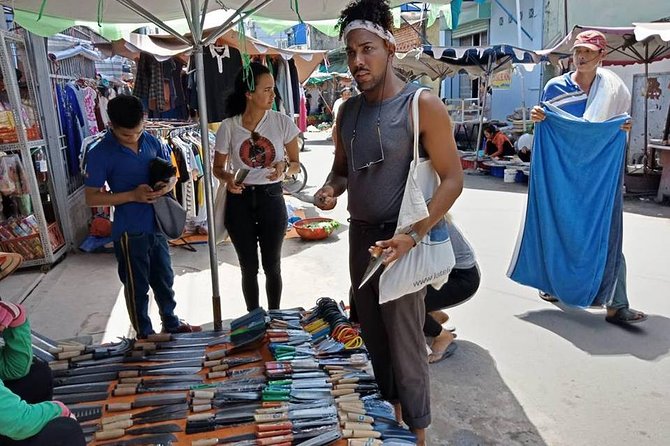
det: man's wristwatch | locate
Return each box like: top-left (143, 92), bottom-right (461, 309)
top-left (405, 229), bottom-right (421, 247)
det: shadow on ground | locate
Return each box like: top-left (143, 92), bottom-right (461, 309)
top-left (517, 308), bottom-right (670, 361)
top-left (429, 341), bottom-right (546, 446)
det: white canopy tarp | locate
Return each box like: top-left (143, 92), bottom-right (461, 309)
top-left (7, 0), bottom-right (452, 24)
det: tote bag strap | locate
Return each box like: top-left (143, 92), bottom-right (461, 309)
top-left (411, 88), bottom-right (429, 163)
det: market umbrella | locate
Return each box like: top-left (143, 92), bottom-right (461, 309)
top-left (422, 44), bottom-right (545, 168)
top-left (539, 25), bottom-right (670, 170)
top-left (3, 0), bottom-right (453, 331)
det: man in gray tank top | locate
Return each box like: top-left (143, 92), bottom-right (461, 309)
top-left (314, 1), bottom-right (464, 443)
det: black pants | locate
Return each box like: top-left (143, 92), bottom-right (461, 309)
top-left (225, 182), bottom-right (288, 311)
top-left (349, 221), bottom-right (430, 429)
top-left (423, 265), bottom-right (480, 337)
top-left (0, 361), bottom-right (85, 446)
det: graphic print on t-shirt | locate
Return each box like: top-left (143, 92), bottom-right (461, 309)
top-left (239, 134), bottom-right (276, 168)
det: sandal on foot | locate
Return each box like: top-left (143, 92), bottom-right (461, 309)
top-left (539, 291), bottom-right (559, 303)
top-left (429, 342), bottom-right (458, 364)
top-left (605, 308), bottom-right (647, 326)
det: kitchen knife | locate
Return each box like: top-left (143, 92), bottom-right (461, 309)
top-left (96, 433), bottom-right (177, 446)
top-left (359, 246), bottom-right (385, 289)
top-left (106, 393), bottom-right (187, 412)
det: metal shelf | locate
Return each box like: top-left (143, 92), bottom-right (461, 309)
top-left (0, 30), bottom-right (62, 269)
top-left (0, 139), bottom-right (46, 152)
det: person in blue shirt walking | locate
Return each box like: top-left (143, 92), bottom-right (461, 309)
top-left (84, 95), bottom-right (201, 338)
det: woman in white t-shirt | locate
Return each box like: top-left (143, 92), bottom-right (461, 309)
top-left (213, 62), bottom-right (301, 311)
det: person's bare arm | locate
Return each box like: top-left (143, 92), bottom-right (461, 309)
top-left (378, 91), bottom-right (464, 263)
top-left (314, 105), bottom-right (349, 210)
top-left (85, 185), bottom-right (163, 207)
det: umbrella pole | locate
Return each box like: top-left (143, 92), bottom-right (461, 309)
top-left (192, 0), bottom-right (222, 331)
top-left (474, 54), bottom-right (494, 170)
top-left (644, 46), bottom-right (653, 172)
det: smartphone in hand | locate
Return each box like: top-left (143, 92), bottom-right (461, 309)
top-left (152, 182), bottom-right (167, 191)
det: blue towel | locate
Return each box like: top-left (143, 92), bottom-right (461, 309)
top-left (508, 103), bottom-right (629, 307)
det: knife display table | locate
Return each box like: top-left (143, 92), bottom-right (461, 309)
top-left (48, 302), bottom-right (414, 446)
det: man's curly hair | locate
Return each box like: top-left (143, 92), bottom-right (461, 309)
top-left (337, 0), bottom-right (393, 39)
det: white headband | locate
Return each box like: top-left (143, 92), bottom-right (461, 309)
top-left (342, 19), bottom-right (396, 45)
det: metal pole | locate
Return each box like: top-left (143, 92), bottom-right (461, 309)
top-left (192, 0), bottom-right (222, 331)
top-left (474, 53), bottom-right (494, 169)
top-left (514, 0), bottom-right (526, 129)
top-left (644, 58), bottom-right (652, 172)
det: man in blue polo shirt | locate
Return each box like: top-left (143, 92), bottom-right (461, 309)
top-left (84, 95), bottom-right (200, 338)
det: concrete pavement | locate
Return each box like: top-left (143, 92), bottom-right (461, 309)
top-left (1, 132), bottom-right (669, 445)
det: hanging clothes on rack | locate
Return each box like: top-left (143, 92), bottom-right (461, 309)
top-left (55, 83), bottom-right (85, 176)
top-left (287, 59), bottom-right (301, 114)
top-left (189, 45), bottom-right (243, 123)
top-left (134, 52), bottom-right (165, 113)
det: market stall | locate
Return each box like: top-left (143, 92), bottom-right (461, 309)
top-left (395, 44), bottom-right (547, 169)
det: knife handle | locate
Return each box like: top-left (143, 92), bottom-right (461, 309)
top-left (257, 429), bottom-right (291, 438)
top-left (106, 402), bottom-right (133, 412)
top-left (344, 422), bottom-right (373, 431)
top-left (191, 440), bottom-right (219, 446)
top-left (206, 349), bottom-right (227, 360)
top-left (102, 420), bottom-right (133, 430)
top-left (331, 388), bottom-right (354, 396)
top-left (254, 413), bottom-right (288, 423)
top-left (56, 350), bottom-right (82, 360)
top-left (48, 361), bottom-right (69, 372)
top-left (71, 353), bottom-right (93, 362)
top-left (118, 370), bottom-right (139, 378)
top-left (202, 360), bottom-right (221, 368)
top-left (191, 404), bottom-right (212, 413)
top-left (101, 413), bottom-right (132, 425)
top-left (95, 429), bottom-right (125, 441)
top-left (336, 394), bottom-right (361, 404)
top-left (347, 413), bottom-right (374, 424)
top-left (118, 377), bottom-right (142, 384)
top-left (256, 434), bottom-right (293, 445)
top-left (336, 383), bottom-right (360, 389)
top-left (191, 398), bottom-right (212, 407)
top-left (211, 364), bottom-right (229, 372)
top-left (255, 406), bottom-right (288, 414)
top-left (113, 386), bottom-right (138, 396)
top-left (348, 440), bottom-right (383, 446)
top-left (191, 390), bottom-right (215, 400)
top-left (342, 430), bottom-right (381, 439)
top-left (187, 413), bottom-right (214, 422)
top-left (115, 382), bottom-right (138, 389)
top-left (207, 371), bottom-right (227, 379)
top-left (337, 378), bottom-right (359, 385)
top-left (257, 421), bottom-right (292, 432)
top-left (146, 333), bottom-right (172, 342)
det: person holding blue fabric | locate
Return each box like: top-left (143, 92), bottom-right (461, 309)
top-left (84, 95), bottom-right (201, 338)
top-left (529, 30), bottom-right (646, 325)
top-left (0, 302), bottom-right (85, 445)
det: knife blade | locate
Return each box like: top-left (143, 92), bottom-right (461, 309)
top-left (94, 423), bottom-right (182, 441)
top-left (101, 403), bottom-right (189, 426)
top-left (57, 391), bottom-right (110, 404)
top-left (53, 382), bottom-right (111, 395)
top-left (106, 393), bottom-right (187, 412)
top-left (359, 245), bottom-right (385, 288)
top-left (96, 433), bottom-right (177, 446)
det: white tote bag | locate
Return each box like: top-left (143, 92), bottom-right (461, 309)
top-left (213, 181), bottom-right (228, 244)
top-left (379, 88), bottom-right (456, 304)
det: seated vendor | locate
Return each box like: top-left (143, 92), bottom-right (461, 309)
top-left (484, 124), bottom-right (515, 158)
top-left (516, 132), bottom-right (533, 162)
top-left (0, 301), bottom-right (85, 446)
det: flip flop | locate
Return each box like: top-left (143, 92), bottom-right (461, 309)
top-left (605, 308), bottom-right (648, 326)
top-left (429, 342), bottom-right (458, 364)
top-left (538, 291), bottom-right (558, 303)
